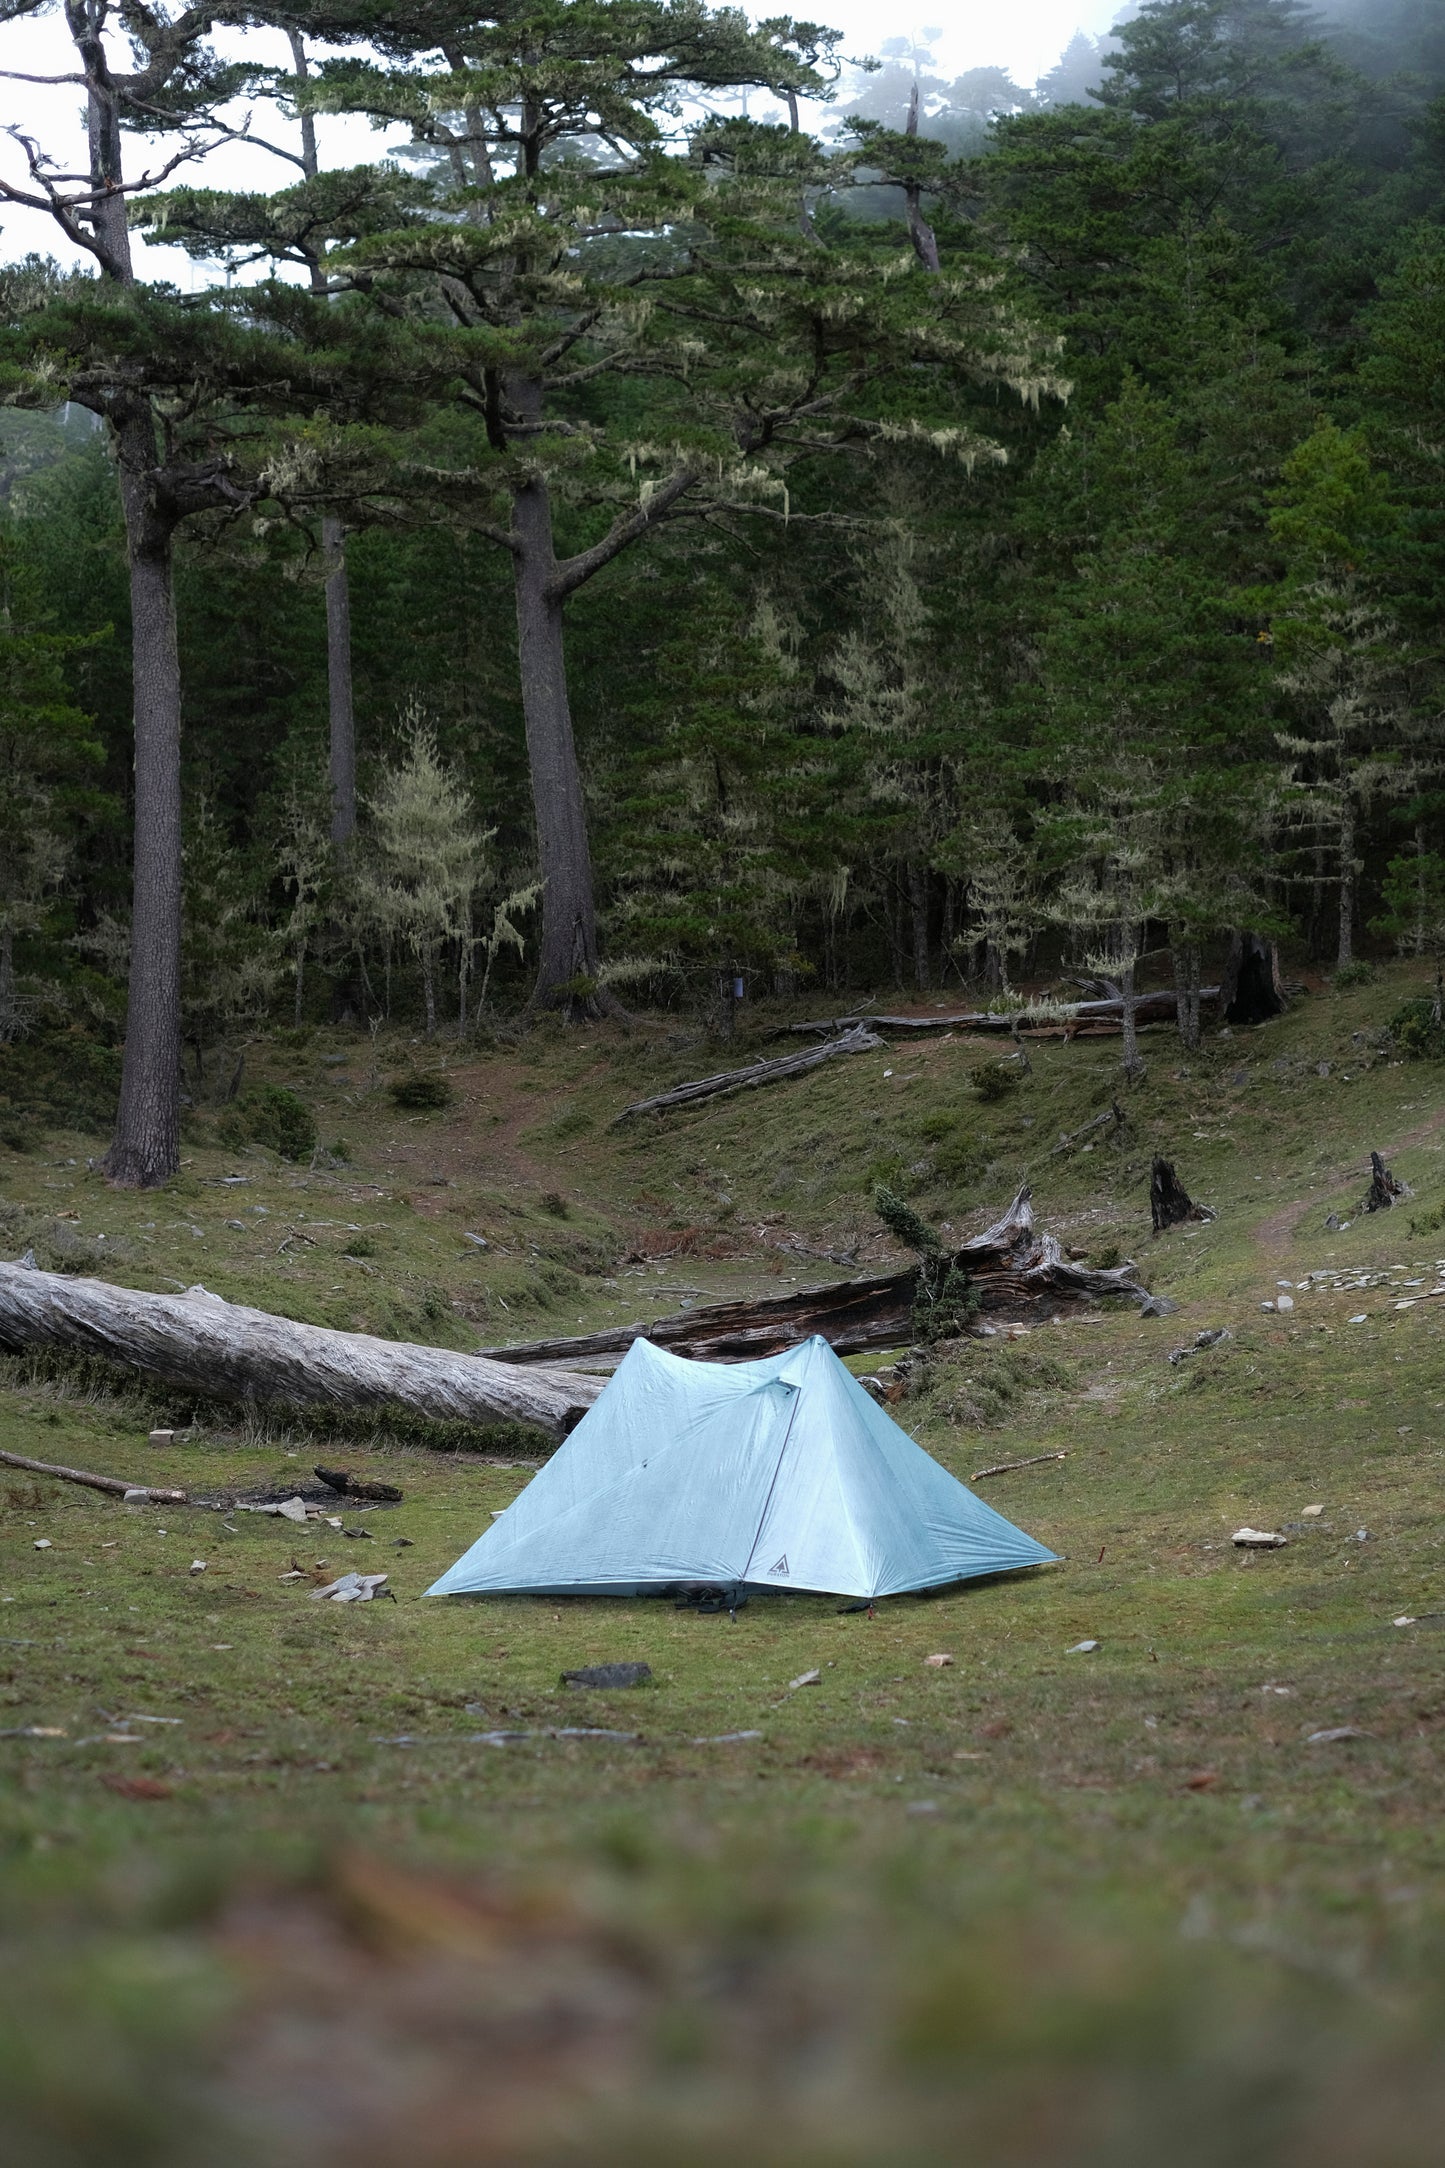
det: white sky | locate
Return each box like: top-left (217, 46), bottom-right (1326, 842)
top-left (0, 1), bottom-right (1128, 282)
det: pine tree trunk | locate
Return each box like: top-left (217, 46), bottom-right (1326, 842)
top-left (907, 862), bottom-right (930, 990)
top-left (422, 943), bottom-right (437, 1038)
top-left (510, 465), bottom-right (602, 1012)
top-left (1172, 937), bottom-right (1201, 1052)
top-left (324, 515), bottom-right (356, 844)
top-left (0, 925), bottom-right (15, 1044)
top-left (103, 414), bottom-right (183, 1189)
top-left (1337, 795), bottom-right (1355, 969)
top-left (1120, 956), bottom-right (1145, 1083)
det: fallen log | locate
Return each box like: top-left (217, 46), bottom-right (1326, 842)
top-left (784, 990), bottom-right (1220, 1037)
top-left (480, 1186), bottom-right (1173, 1367)
top-left (615, 1023), bottom-right (883, 1122)
top-left (314, 1466), bottom-right (405, 1502)
top-left (0, 1444), bottom-right (186, 1504)
top-left (0, 1263), bottom-right (602, 1440)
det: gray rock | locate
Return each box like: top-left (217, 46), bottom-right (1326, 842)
top-left (561, 1662), bottom-right (653, 1690)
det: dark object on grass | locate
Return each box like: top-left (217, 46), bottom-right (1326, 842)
top-left (0, 1262), bottom-right (602, 1440)
top-left (673, 1584), bottom-right (747, 1616)
top-left (1150, 1158), bottom-right (1217, 1234)
top-left (242, 1084), bottom-right (316, 1162)
top-left (561, 1662), bottom-right (653, 1690)
top-left (614, 1023), bottom-right (882, 1121)
top-left (390, 1071), bottom-right (453, 1112)
top-left (1169, 1327), bottom-right (1231, 1367)
top-left (1363, 1150), bottom-right (1408, 1213)
top-left (0, 1442), bottom-right (186, 1504)
top-left (314, 1465), bottom-right (404, 1503)
top-left (480, 1187), bottom-right (1174, 1368)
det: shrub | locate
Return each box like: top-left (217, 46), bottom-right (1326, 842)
top-left (1333, 959), bottom-right (1377, 988)
top-left (342, 1235), bottom-right (375, 1258)
top-left (972, 1062), bottom-right (1020, 1103)
top-left (390, 1072), bottom-right (453, 1111)
top-left (1388, 998), bottom-right (1445, 1060)
top-left (242, 1084), bottom-right (316, 1162)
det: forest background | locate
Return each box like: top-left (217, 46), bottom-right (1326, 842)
top-left (1, 0), bottom-right (1443, 1184)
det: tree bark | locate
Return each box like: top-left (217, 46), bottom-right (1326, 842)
top-left (104, 420), bottom-right (183, 1188)
top-left (1337, 793), bottom-right (1355, 969)
top-left (1171, 936), bottom-right (1202, 1052)
top-left (1150, 1157), bottom-right (1215, 1233)
top-left (0, 1263), bottom-right (601, 1440)
top-left (0, 926), bottom-right (15, 1044)
top-left (1119, 957), bottom-right (1144, 1082)
top-left (907, 861), bottom-right (930, 989)
top-left (324, 513), bottom-right (357, 843)
top-left (614, 1024), bottom-right (883, 1120)
top-left (510, 453), bottom-right (603, 1011)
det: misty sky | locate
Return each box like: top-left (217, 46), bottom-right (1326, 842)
top-left (0, 1), bottom-right (1129, 279)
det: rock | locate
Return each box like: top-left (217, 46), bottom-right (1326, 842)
top-left (1306, 1726), bottom-right (1370, 1744)
top-left (148, 1428), bottom-right (177, 1446)
top-left (561, 1662), bottom-right (654, 1690)
top-left (1232, 1528), bottom-right (1287, 1548)
top-left (1065, 1639), bottom-right (1099, 1654)
top-left (786, 1668), bottom-right (822, 1690)
top-left (311, 1571), bottom-right (389, 1602)
top-left (188, 1559), bottom-right (206, 1575)
top-left (1276, 1294), bottom-right (1294, 1311)
top-left (1301, 1505), bottom-right (1323, 1517)
top-left (923, 1653), bottom-right (954, 1668)
top-left (32, 1538), bottom-right (51, 1550)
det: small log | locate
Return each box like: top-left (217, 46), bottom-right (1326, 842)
top-left (0, 1444), bottom-right (186, 1504)
top-left (614, 1023), bottom-right (883, 1122)
top-left (1363, 1150), bottom-right (1408, 1213)
top-left (314, 1466), bottom-right (404, 1502)
top-left (1150, 1158), bottom-right (1216, 1234)
top-left (970, 1451), bottom-right (1068, 1481)
top-left (481, 1186), bottom-right (1172, 1367)
top-left (1053, 1101), bottom-right (1125, 1155)
top-left (784, 991), bottom-right (1219, 1038)
top-left (0, 1264), bottom-right (601, 1440)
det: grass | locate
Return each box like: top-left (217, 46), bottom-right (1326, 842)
top-left (2, 967), bottom-right (1445, 2162)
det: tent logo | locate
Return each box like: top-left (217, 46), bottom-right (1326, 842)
top-left (770, 1554), bottom-right (789, 1576)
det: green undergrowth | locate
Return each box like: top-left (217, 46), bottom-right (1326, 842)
top-left (2, 965), bottom-right (1445, 2161)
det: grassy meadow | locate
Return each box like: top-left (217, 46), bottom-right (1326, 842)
top-left (2, 966), bottom-right (1444, 2164)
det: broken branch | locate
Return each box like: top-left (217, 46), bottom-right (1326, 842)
top-left (0, 1444), bottom-right (186, 1504)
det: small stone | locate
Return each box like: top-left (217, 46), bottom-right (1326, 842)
top-left (923, 1653), bottom-right (954, 1668)
top-left (148, 1429), bottom-right (175, 1447)
top-left (33, 1538), bottom-right (51, 1550)
top-left (1301, 1505), bottom-right (1324, 1518)
top-left (1276, 1294), bottom-right (1294, 1312)
top-left (561, 1662), bottom-right (654, 1690)
top-left (785, 1668), bottom-right (822, 1690)
top-left (1065, 1639), bottom-right (1099, 1654)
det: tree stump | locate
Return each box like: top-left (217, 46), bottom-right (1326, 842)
top-left (1363, 1151), bottom-right (1408, 1213)
top-left (1150, 1157), bottom-right (1216, 1234)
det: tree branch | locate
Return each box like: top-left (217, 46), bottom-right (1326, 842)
top-left (550, 466), bottom-right (700, 597)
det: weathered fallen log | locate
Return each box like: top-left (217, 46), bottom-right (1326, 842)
top-left (615, 1023), bottom-right (883, 1122)
top-left (784, 990), bottom-right (1220, 1037)
top-left (480, 1187), bottom-right (1172, 1367)
top-left (0, 1264), bottom-right (601, 1440)
top-left (0, 1443), bottom-right (186, 1504)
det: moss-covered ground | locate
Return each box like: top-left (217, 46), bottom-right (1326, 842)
top-left (2, 967), bottom-right (1444, 2164)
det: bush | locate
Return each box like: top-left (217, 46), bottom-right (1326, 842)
top-left (1387, 998), bottom-right (1445, 1060)
top-left (972, 1062), bottom-right (1020, 1103)
top-left (243, 1084), bottom-right (317, 1162)
top-left (1333, 959), bottom-right (1377, 988)
top-left (390, 1072), bottom-right (453, 1111)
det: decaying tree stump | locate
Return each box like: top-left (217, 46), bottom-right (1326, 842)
top-left (1150, 1158), bottom-right (1217, 1234)
top-left (1363, 1151), bottom-right (1408, 1213)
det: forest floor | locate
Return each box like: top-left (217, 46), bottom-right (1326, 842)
top-left (2, 964), bottom-right (1444, 2166)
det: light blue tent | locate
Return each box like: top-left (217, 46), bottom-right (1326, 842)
top-left (427, 1335), bottom-right (1057, 1601)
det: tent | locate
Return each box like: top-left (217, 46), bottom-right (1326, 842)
top-left (426, 1334), bottom-right (1057, 1602)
